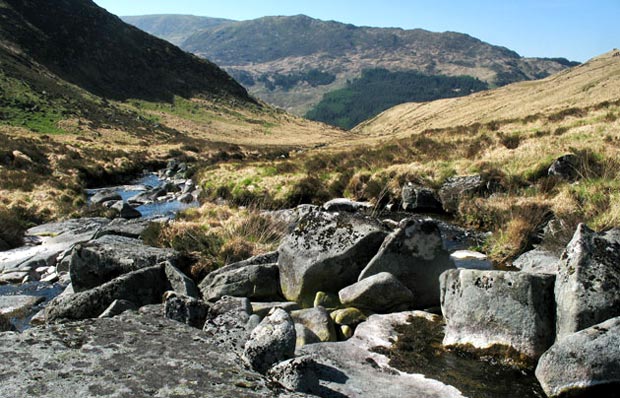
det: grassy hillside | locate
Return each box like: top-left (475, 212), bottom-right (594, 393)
top-left (122, 15), bottom-right (233, 46)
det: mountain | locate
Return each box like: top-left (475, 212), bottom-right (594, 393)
top-left (122, 15), bottom-right (234, 46)
top-left (127, 14), bottom-right (578, 117)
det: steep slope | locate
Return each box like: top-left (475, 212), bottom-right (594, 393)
top-left (170, 14), bottom-right (577, 115)
top-left (122, 15), bottom-right (234, 46)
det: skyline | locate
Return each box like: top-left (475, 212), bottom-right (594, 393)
top-left (93, 0), bottom-right (619, 62)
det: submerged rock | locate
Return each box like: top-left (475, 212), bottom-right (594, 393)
top-left (536, 316), bottom-right (620, 398)
top-left (440, 269), bottom-right (556, 363)
top-left (278, 209), bottom-right (388, 306)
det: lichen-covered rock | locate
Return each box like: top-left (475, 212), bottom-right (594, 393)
top-left (358, 219), bottom-right (454, 309)
top-left (98, 299), bottom-right (138, 318)
top-left (440, 269), bottom-right (556, 362)
top-left (512, 248), bottom-right (560, 275)
top-left (68, 235), bottom-right (181, 292)
top-left (243, 308), bottom-right (296, 374)
top-left (199, 262), bottom-right (281, 302)
top-left (295, 323), bottom-right (322, 351)
top-left (164, 262), bottom-right (199, 298)
top-left (555, 224), bottom-right (620, 339)
top-left (94, 217), bottom-right (160, 239)
top-left (330, 307), bottom-right (367, 326)
top-left (203, 296), bottom-right (253, 352)
top-left (268, 355), bottom-right (320, 393)
top-left (278, 209), bottom-right (388, 306)
top-left (291, 307), bottom-right (337, 343)
top-left (548, 154), bottom-right (578, 180)
top-left (536, 316), bottom-right (620, 398)
top-left (438, 175), bottom-right (485, 213)
top-left (45, 265), bottom-right (167, 322)
top-left (339, 272), bottom-right (414, 313)
top-left (163, 292), bottom-right (209, 328)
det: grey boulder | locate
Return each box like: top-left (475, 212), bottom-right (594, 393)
top-left (111, 201), bottom-right (142, 219)
top-left (199, 261), bottom-right (281, 302)
top-left (202, 296), bottom-right (253, 352)
top-left (441, 269), bottom-right (556, 362)
top-left (536, 316), bottom-right (620, 398)
top-left (163, 291), bottom-right (210, 328)
top-left (339, 272), bottom-right (414, 313)
top-left (90, 189), bottom-right (121, 205)
top-left (512, 248), bottom-right (561, 274)
top-left (291, 307), bottom-right (337, 343)
top-left (268, 355), bottom-right (320, 393)
top-left (555, 224), bottom-right (620, 339)
top-left (548, 154), bottom-right (579, 180)
top-left (358, 218), bottom-right (454, 309)
top-left (164, 262), bottom-right (199, 298)
top-left (278, 209), bottom-right (388, 306)
top-left (243, 308), bottom-right (296, 374)
top-left (438, 174), bottom-right (485, 213)
top-left (401, 183), bottom-right (442, 212)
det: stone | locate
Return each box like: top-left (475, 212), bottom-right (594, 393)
top-left (68, 234), bottom-right (181, 292)
top-left (0, 295), bottom-right (45, 318)
top-left (0, 309), bottom-right (305, 397)
top-left (555, 224), bottom-right (620, 339)
top-left (163, 292), bottom-right (210, 328)
top-left (440, 269), bottom-right (556, 362)
top-left (278, 209), bottom-right (388, 306)
top-left (203, 296), bottom-right (253, 352)
top-left (322, 198), bottom-right (372, 213)
top-left (295, 323), bottom-right (321, 351)
top-left (164, 262), bottom-right (199, 298)
top-left (313, 291), bottom-right (341, 310)
top-left (199, 261), bottom-right (281, 302)
top-left (330, 307), bottom-right (367, 326)
top-left (45, 265), bottom-right (167, 322)
top-left (438, 174), bottom-right (485, 213)
top-left (90, 189), bottom-right (122, 204)
top-left (111, 201), bottom-right (142, 219)
top-left (536, 316), bottom-right (620, 398)
top-left (0, 271), bottom-right (29, 284)
top-left (98, 299), bottom-right (138, 318)
top-left (358, 218), bottom-right (454, 309)
top-left (291, 307), bottom-right (337, 343)
top-left (177, 192), bottom-right (194, 203)
top-left (548, 154), bottom-right (579, 180)
top-left (450, 250), bottom-right (493, 270)
top-left (243, 308), bottom-right (296, 374)
top-left (94, 217), bottom-right (161, 239)
top-left (299, 311), bottom-right (464, 398)
top-left (268, 356), bottom-right (320, 393)
top-left (251, 301), bottom-right (300, 317)
top-left (247, 314), bottom-right (262, 331)
top-left (401, 183), bottom-right (442, 212)
top-left (339, 272), bottom-right (414, 313)
top-left (512, 248), bottom-right (561, 274)
top-left (340, 325), bottom-right (353, 339)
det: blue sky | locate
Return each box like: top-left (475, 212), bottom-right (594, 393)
top-left (93, 0), bottom-right (619, 62)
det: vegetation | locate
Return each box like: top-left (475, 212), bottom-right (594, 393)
top-left (257, 69), bottom-right (336, 91)
top-left (306, 68), bottom-right (488, 129)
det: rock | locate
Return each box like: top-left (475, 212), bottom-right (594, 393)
top-left (512, 248), bottom-right (561, 274)
top-left (330, 307), bottom-right (367, 326)
top-left (0, 309), bottom-right (304, 398)
top-left (252, 301), bottom-right (300, 317)
top-left (98, 299), bottom-right (138, 318)
top-left (90, 189), bottom-right (122, 204)
top-left (0, 295), bottom-right (45, 319)
top-left (548, 154), bottom-right (579, 180)
top-left (555, 224), bottom-right (620, 339)
top-left (339, 272), bottom-right (414, 313)
top-left (247, 314), bottom-right (262, 331)
top-left (0, 271), bottom-right (30, 284)
top-left (313, 291), bottom-right (341, 310)
top-left (322, 198), bottom-right (372, 213)
top-left (340, 325), bottom-right (353, 339)
top-left (278, 209), bottom-right (388, 306)
top-left (164, 262), bottom-right (199, 298)
top-left (295, 323), bottom-right (322, 350)
top-left (536, 316), bottom-right (620, 398)
top-left (299, 311), bottom-right (464, 398)
top-left (358, 219), bottom-right (454, 309)
top-left (94, 217), bottom-right (162, 239)
top-left (111, 201), bottom-right (142, 219)
top-left (450, 250), bottom-right (493, 270)
top-left (177, 192), bottom-right (194, 203)
top-left (0, 314), bottom-right (15, 332)
top-left (441, 269), bottom-right (556, 363)
top-left (291, 307), bottom-right (337, 343)
top-left (199, 261), bottom-right (281, 302)
top-left (267, 204), bottom-right (318, 228)
top-left (438, 174), bottom-right (485, 213)
top-left (243, 308), bottom-right (296, 374)
top-left (68, 234), bottom-right (181, 292)
top-left (182, 180), bottom-right (195, 194)
top-left (45, 265), bottom-right (167, 322)
top-left (203, 296), bottom-right (253, 352)
top-left (268, 356), bottom-right (320, 393)
top-left (401, 183), bottom-right (442, 212)
top-left (163, 291), bottom-right (210, 328)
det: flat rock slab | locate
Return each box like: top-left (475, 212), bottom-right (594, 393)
top-left (0, 295), bottom-right (45, 318)
top-left (0, 307), bottom-right (308, 397)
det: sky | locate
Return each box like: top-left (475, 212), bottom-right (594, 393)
top-left (93, 0), bottom-right (619, 62)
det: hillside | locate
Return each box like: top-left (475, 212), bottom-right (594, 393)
top-left (121, 15), bottom-right (233, 46)
top-left (127, 14), bottom-right (578, 115)
top-left (0, 0), bottom-right (344, 232)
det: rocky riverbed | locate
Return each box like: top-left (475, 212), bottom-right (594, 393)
top-left (1, 179), bottom-right (619, 397)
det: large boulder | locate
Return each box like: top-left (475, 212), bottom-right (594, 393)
top-left (164, 262), bottom-right (199, 298)
top-left (68, 235), bottom-right (181, 292)
top-left (243, 308), bottom-right (296, 374)
top-left (278, 210), bottom-right (388, 306)
top-left (291, 307), bottom-right (337, 343)
top-left (438, 175), bottom-right (485, 213)
top-left (94, 217), bottom-right (159, 239)
top-left (440, 269), bottom-right (556, 362)
top-left (339, 272), bottom-right (414, 313)
top-left (45, 265), bottom-right (167, 322)
top-left (358, 219), bottom-right (454, 309)
top-left (199, 261), bottom-right (281, 302)
top-left (555, 224), bottom-right (620, 340)
top-left (536, 316), bottom-right (620, 398)
top-left (267, 355), bottom-right (320, 393)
